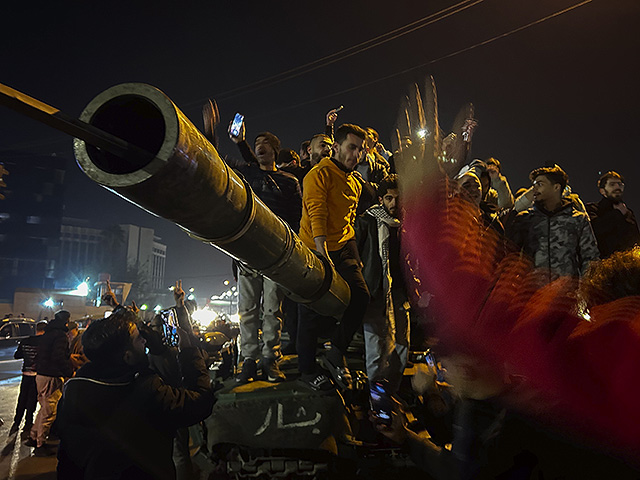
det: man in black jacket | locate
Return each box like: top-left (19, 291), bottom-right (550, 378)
top-left (355, 174), bottom-right (408, 392)
top-left (9, 320), bottom-right (47, 435)
top-left (56, 306), bottom-right (215, 480)
top-left (587, 171), bottom-right (640, 258)
top-left (27, 310), bottom-right (73, 455)
top-left (228, 121), bottom-right (302, 383)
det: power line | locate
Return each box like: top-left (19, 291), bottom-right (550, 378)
top-left (5, 0), bottom-right (482, 153)
top-left (4, 1), bottom-right (592, 152)
top-left (248, 0), bottom-right (593, 121)
top-left (181, 0), bottom-right (485, 108)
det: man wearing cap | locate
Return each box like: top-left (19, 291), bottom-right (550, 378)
top-left (228, 122), bottom-right (302, 383)
top-left (27, 310), bottom-right (73, 456)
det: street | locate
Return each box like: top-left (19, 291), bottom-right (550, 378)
top-left (0, 348), bottom-right (57, 479)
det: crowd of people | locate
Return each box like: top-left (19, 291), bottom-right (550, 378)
top-left (220, 106), bottom-right (640, 477)
top-left (5, 102), bottom-right (640, 478)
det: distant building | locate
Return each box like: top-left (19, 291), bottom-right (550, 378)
top-left (59, 222), bottom-right (166, 293)
top-left (0, 149), bottom-right (166, 301)
top-left (58, 218), bottom-right (104, 286)
top-left (119, 224), bottom-right (167, 291)
top-left (0, 151), bottom-right (66, 301)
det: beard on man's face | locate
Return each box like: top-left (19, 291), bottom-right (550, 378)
top-left (607, 190), bottom-right (624, 203)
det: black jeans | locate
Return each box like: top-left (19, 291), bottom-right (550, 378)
top-left (297, 240), bottom-right (370, 374)
top-left (14, 374), bottom-right (38, 426)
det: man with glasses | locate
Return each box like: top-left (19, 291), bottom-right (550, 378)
top-left (587, 171), bottom-right (640, 258)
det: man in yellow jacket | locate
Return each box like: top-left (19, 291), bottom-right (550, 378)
top-left (297, 124), bottom-right (371, 391)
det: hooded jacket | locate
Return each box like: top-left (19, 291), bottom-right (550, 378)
top-left (56, 347), bottom-right (214, 480)
top-left (36, 315), bottom-right (73, 378)
top-left (507, 199), bottom-right (599, 280)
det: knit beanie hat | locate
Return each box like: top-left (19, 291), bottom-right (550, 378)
top-left (254, 132), bottom-right (281, 155)
top-left (54, 310), bottom-right (71, 323)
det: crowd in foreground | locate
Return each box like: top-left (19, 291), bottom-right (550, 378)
top-left (4, 104), bottom-right (640, 479)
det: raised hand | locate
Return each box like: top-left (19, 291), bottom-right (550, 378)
top-left (228, 119), bottom-right (245, 144)
top-left (101, 280), bottom-right (119, 308)
top-left (173, 279), bottom-right (185, 306)
top-left (129, 300), bottom-right (140, 315)
top-left (326, 107), bottom-right (341, 127)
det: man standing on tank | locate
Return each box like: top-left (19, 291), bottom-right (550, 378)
top-left (296, 123), bottom-right (371, 391)
top-left (228, 120), bottom-right (302, 383)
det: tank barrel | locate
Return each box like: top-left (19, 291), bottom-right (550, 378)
top-left (72, 83), bottom-right (350, 317)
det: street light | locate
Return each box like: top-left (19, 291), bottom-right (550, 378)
top-left (74, 280), bottom-right (90, 296)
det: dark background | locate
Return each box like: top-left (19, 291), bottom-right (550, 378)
top-left (1, 0), bottom-right (638, 298)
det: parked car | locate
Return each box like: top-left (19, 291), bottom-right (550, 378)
top-left (0, 318), bottom-right (37, 348)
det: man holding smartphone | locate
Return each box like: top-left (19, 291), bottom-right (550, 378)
top-left (228, 118), bottom-right (302, 383)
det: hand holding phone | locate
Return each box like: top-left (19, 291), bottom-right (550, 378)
top-left (369, 380), bottom-right (394, 426)
top-left (229, 113), bottom-right (245, 143)
top-left (325, 106), bottom-right (343, 127)
top-left (160, 308), bottom-right (180, 347)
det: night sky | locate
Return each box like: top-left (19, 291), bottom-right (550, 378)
top-left (2, 0), bottom-right (638, 300)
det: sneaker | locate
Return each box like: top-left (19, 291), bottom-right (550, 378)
top-left (24, 437), bottom-right (37, 447)
top-left (9, 422), bottom-right (19, 436)
top-left (320, 349), bottom-right (352, 390)
top-left (33, 445), bottom-right (56, 457)
top-left (236, 358), bottom-right (258, 384)
top-left (263, 358), bottom-right (286, 383)
top-left (298, 373), bottom-right (335, 392)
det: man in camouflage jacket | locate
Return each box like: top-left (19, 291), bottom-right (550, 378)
top-left (507, 165), bottom-right (599, 282)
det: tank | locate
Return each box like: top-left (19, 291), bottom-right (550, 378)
top-left (69, 82), bottom-right (432, 479)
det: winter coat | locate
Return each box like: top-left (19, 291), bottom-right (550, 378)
top-left (506, 200), bottom-right (599, 280)
top-left (14, 334), bottom-right (42, 374)
top-left (355, 212), bottom-right (385, 299)
top-left (586, 197), bottom-right (640, 258)
top-left (36, 316), bottom-right (73, 378)
top-left (235, 140), bottom-right (302, 231)
top-left (56, 347), bottom-right (214, 480)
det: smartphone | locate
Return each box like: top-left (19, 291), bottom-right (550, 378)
top-left (425, 352), bottom-right (436, 368)
top-left (230, 113), bottom-right (244, 137)
top-left (160, 308), bottom-right (179, 347)
top-left (409, 350), bottom-right (430, 364)
top-left (369, 380), bottom-right (394, 426)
